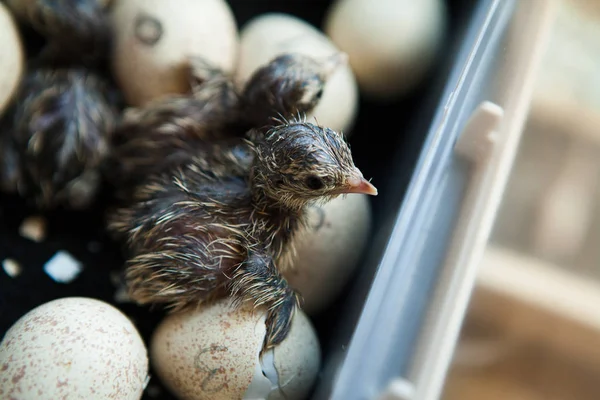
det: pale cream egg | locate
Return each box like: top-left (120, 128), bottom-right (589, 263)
top-left (0, 2), bottom-right (24, 116)
top-left (324, 0), bottom-right (446, 100)
top-left (110, 0), bottom-right (239, 106)
top-left (285, 193), bottom-right (372, 315)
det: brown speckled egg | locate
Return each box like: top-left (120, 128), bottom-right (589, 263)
top-left (0, 2), bottom-right (24, 116)
top-left (110, 0), bottom-right (239, 106)
top-left (285, 193), bottom-right (372, 315)
top-left (0, 297), bottom-right (149, 399)
top-left (150, 298), bottom-right (320, 400)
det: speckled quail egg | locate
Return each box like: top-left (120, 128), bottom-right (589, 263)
top-left (150, 298), bottom-right (321, 400)
top-left (0, 297), bottom-right (149, 399)
top-left (285, 193), bottom-right (372, 315)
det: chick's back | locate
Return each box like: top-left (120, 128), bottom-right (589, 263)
top-left (107, 153), bottom-right (258, 308)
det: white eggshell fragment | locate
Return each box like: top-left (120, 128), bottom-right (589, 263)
top-left (0, 2), bottom-right (24, 116)
top-left (324, 0), bottom-right (446, 100)
top-left (236, 13), bottom-right (359, 134)
top-left (110, 0), bottom-right (239, 106)
top-left (285, 194), bottom-right (372, 315)
top-left (150, 298), bottom-right (321, 400)
top-left (0, 297), bottom-right (149, 399)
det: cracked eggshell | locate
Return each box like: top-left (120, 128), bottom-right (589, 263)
top-left (150, 298), bottom-right (320, 400)
top-left (0, 2), bottom-right (24, 116)
top-left (266, 310), bottom-right (321, 400)
top-left (0, 297), bottom-right (149, 399)
top-left (235, 13), bottom-right (358, 135)
top-left (324, 0), bottom-right (446, 100)
top-left (285, 194), bottom-right (372, 315)
top-left (110, 0), bottom-right (239, 106)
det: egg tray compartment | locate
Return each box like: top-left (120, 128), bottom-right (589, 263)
top-left (0, 0), bottom-right (479, 399)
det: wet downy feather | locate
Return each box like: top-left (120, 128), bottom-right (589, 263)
top-left (0, 67), bottom-right (119, 209)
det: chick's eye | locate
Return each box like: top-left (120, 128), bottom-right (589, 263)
top-left (315, 88), bottom-right (324, 100)
top-left (305, 175), bottom-right (324, 190)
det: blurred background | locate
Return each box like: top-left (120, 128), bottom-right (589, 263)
top-left (442, 0), bottom-right (600, 398)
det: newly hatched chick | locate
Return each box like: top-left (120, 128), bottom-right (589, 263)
top-left (105, 56), bottom-right (240, 190)
top-left (107, 117), bottom-right (377, 350)
top-left (187, 55), bottom-right (239, 106)
top-left (1, 67), bottom-right (119, 209)
top-left (237, 52), bottom-right (347, 130)
top-left (5, 0), bottom-right (111, 66)
top-left (106, 52), bottom-right (346, 193)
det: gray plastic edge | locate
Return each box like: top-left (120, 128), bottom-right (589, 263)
top-left (327, 0), bottom-right (510, 399)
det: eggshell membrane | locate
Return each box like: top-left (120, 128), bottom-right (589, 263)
top-left (110, 0), bottom-right (239, 106)
top-left (0, 2), bottom-right (24, 116)
top-left (150, 299), bottom-right (267, 400)
top-left (266, 310), bottom-right (321, 400)
top-left (236, 13), bottom-right (359, 135)
top-left (0, 297), bottom-right (149, 399)
top-left (324, 0), bottom-right (446, 99)
top-left (285, 193), bottom-right (372, 315)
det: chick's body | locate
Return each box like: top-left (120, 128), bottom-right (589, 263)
top-left (110, 140), bottom-right (299, 348)
top-left (106, 61), bottom-right (241, 192)
top-left (107, 94), bottom-right (238, 191)
top-left (108, 119), bottom-right (377, 349)
top-left (120, 162), bottom-right (298, 301)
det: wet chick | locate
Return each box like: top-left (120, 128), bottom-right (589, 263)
top-left (237, 52), bottom-right (347, 130)
top-left (106, 52), bottom-right (346, 194)
top-left (104, 58), bottom-right (240, 192)
top-left (107, 117), bottom-right (377, 350)
top-left (0, 67), bottom-right (119, 209)
top-left (187, 55), bottom-right (239, 107)
top-left (5, 0), bottom-right (111, 66)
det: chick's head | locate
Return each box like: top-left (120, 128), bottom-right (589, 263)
top-left (250, 118), bottom-right (376, 210)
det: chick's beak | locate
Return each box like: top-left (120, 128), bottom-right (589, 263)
top-left (342, 175), bottom-right (378, 196)
top-left (322, 52), bottom-right (348, 78)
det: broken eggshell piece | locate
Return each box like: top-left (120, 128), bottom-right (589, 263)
top-left (150, 297), bottom-right (320, 400)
